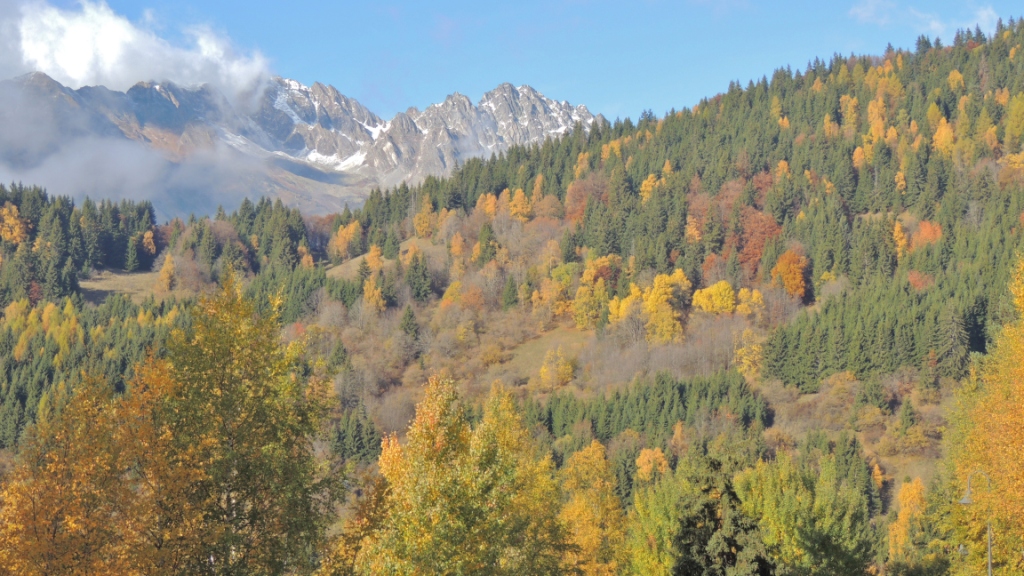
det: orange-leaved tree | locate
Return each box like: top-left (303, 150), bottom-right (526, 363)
top-left (770, 249), bottom-right (809, 302)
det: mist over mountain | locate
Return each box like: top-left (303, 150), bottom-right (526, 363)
top-left (0, 72), bottom-right (597, 217)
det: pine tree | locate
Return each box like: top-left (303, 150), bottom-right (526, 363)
top-left (406, 253), bottom-right (431, 301)
top-left (933, 304), bottom-right (968, 379)
top-left (897, 399), bottom-right (917, 435)
top-left (502, 274), bottom-right (519, 309)
top-left (400, 305), bottom-right (419, 339)
top-left (383, 229), bottom-right (400, 260)
top-left (357, 258), bottom-right (371, 282)
top-left (328, 341), bottom-right (349, 372)
top-left (477, 223), bottom-right (497, 264)
top-left (124, 235), bottom-right (139, 272)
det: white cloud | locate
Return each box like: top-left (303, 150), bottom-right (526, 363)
top-left (1, 1), bottom-right (269, 100)
top-left (849, 0), bottom-right (895, 25)
top-left (852, 2), bottom-right (1001, 39)
top-left (907, 8), bottom-right (946, 37)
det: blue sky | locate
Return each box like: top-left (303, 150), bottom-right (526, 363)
top-left (25, 1), bottom-right (1024, 120)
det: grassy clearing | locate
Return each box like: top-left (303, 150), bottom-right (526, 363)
top-left (482, 324), bottom-right (593, 387)
top-left (79, 270), bottom-right (164, 304)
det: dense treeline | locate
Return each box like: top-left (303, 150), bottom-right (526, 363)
top-left (0, 295), bottom-right (184, 449)
top-left (0, 184), bottom-right (157, 304)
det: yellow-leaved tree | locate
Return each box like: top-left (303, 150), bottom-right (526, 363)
top-left (572, 254), bottom-right (621, 329)
top-left (894, 221), bottom-right (909, 260)
top-left (158, 253), bottom-right (176, 291)
top-left (509, 188), bottom-right (532, 222)
top-left (354, 378), bottom-right (569, 575)
top-left (887, 478), bottom-right (927, 563)
top-left (559, 441), bottom-right (626, 576)
top-left (539, 346), bottom-right (575, 390)
top-left (639, 174), bottom-right (659, 203)
top-left (365, 244), bottom-right (384, 271)
top-left (573, 278), bottom-right (610, 329)
top-left (330, 220), bottom-right (363, 261)
top-left (362, 275), bottom-right (386, 313)
top-left (946, 257), bottom-right (1024, 567)
top-left (607, 269), bottom-right (692, 343)
top-left (413, 195), bottom-right (436, 238)
top-left (691, 280), bottom-right (736, 314)
top-left (735, 288), bottom-right (764, 317)
top-left (608, 284), bottom-right (644, 325)
top-left (641, 269), bottom-right (692, 343)
top-left (932, 117), bottom-right (955, 157)
top-left (0, 364), bottom-right (208, 576)
top-left (0, 202), bottom-right (27, 244)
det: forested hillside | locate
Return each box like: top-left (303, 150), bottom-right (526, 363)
top-left (2, 18), bottom-right (1024, 575)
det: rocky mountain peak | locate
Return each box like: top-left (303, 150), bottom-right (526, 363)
top-left (0, 72), bottom-right (597, 214)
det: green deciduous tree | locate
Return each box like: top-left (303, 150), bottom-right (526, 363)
top-left (735, 453), bottom-right (874, 575)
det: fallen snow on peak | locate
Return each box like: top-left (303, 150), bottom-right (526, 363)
top-left (306, 150), bottom-right (366, 172)
top-left (338, 151), bottom-right (367, 170)
top-left (274, 87), bottom-right (306, 126)
top-left (285, 79), bottom-right (308, 92)
top-left (361, 120), bottom-right (389, 140)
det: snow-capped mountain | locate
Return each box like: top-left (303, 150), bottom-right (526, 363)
top-left (248, 78), bottom-right (597, 188)
top-left (0, 72), bottom-right (597, 215)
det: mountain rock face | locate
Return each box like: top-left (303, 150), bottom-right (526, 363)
top-left (0, 73), bottom-right (597, 215)
top-left (248, 78), bottom-right (596, 189)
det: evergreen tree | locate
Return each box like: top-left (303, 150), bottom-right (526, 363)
top-left (357, 259), bottom-right (372, 283)
top-left (406, 254), bottom-right (431, 301)
top-left (897, 399), bottom-right (917, 435)
top-left (124, 236), bottom-right (139, 273)
top-left (478, 223), bottom-right (497, 263)
top-left (933, 304), bottom-right (968, 380)
top-left (383, 229), bottom-right (400, 260)
top-left (502, 275), bottom-right (519, 309)
top-left (400, 305), bottom-right (419, 339)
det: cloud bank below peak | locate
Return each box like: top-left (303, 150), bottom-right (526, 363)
top-left (0, 0), bottom-right (270, 100)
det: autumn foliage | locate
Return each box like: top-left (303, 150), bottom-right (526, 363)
top-left (559, 441), bottom-right (626, 575)
top-left (910, 221), bottom-right (942, 252)
top-left (0, 202), bottom-right (27, 245)
top-left (0, 277), bottom-right (337, 575)
top-left (352, 378), bottom-right (568, 575)
top-left (330, 220), bottom-right (363, 261)
top-left (770, 249), bottom-right (810, 301)
top-left (692, 280), bottom-right (737, 314)
top-left (949, 258), bottom-right (1024, 564)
